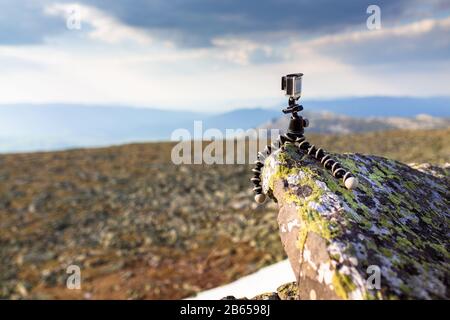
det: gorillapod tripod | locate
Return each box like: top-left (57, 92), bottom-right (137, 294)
top-left (251, 92), bottom-right (358, 204)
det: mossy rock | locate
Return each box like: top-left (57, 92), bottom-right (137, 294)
top-left (261, 144), bottom-right (449, 300)
top-left (277, 281), bottom-right (298, 300)
top-left (252, 292), bottom-right (280, 300)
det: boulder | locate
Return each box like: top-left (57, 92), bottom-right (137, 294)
top-left (221, 282), bottom-right (298, 300)
top-left (260, 143), bottom-right (449, 300)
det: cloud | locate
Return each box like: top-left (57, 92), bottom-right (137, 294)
top-left (200, 15), bottom-right (450, 67)
top-left (0, 1), bottom-right (449, 110)
top-left (211, 37), bottom-right (275, 65)
top-left (299, 16), bottom-right (450, 65)
top-left (2, 0), bottom-right (449, 46)
top-left (44, 2), bottom-right (153, 45)
top-left (0, 0), bottom-right (62, 44)
top-left (75, 0), bottom-right (450, 47)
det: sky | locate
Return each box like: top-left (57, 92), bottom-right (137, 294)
top-left (0, 0), bottom-right (449, 112)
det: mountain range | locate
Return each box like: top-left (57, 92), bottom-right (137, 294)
top-left (260, 112), bottom-right (450, 134)
top-left (0, 96), bottom-right (449, 153)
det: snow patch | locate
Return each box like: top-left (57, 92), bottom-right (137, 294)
top-left (187, 260), bottom-right (295, 300)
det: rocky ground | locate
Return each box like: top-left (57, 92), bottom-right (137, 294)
top-left (0, 128), bottom-right (448, 299)
top-left (0, 143), bottom-right (282, 299)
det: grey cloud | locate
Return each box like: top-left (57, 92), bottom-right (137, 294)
top-left (1, 0), bottom-right (449, 69)
top-left (313, 21), bottom-right (450, 66)
top-left (0, 0), bottom-right (446, 46)
top-left (0, 0), bottom-right (63, 44)
top-left (84, 0), bottom-right (413, 46)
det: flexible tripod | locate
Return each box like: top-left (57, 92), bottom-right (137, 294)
top-left (251, 95), bottom-right (358, 204)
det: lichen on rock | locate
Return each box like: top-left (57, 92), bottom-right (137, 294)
top-left (261, 143), bottom-right (449, 300)
top-left (221, 282), bottom-right (298, 300)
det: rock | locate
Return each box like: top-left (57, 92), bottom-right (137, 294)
top-left (277, 282), bottom-right (298, 300)
top-left (41, 269), bottom-right (58, 287)
top-left (15, 282), bottom-right (29, 297)
top-left (260, 144), bottom-right (449, 300)
top-left (252, 292), bottom-right (280, 300)
top-left (219, 282), bottom-right (298, 300)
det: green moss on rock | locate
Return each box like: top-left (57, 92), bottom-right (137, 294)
top-left (262, 147), bottom-right (449, 300)
top-left (277, 282), bottom-right (298, 300)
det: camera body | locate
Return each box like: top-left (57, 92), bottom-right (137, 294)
top-left (281, 73), bottom-right (303, 99)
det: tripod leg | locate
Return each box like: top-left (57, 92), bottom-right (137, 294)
top-left (251, 161), bottom-right (266, 204)
top-left (251, 135), bottom-right (285, 203)
top-left (251, 144), bottom-right (273, 204)
top-left (251, 134), bottom-right (358, 204)
top-left (297, 138), bottom-right (358, 190)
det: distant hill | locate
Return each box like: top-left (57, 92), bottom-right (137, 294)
top-left (260, 111), bottom-right (450, 134)
top-left (202, 108), bottom-right (279, 132)
top-left (0, 105), bottom-right (279, 153)
top-left (0, 96), bottom-right (448, 153)
top-left (0, 104), bottom-right (203, 152)
top-left (299, 97), bottom-right (450, 117)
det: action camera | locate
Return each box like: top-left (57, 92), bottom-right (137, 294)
top-left (281, 73), bottom-right (303, 99)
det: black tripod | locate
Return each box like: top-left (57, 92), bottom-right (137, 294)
top-left (251, 96), bottom-right (358, 204)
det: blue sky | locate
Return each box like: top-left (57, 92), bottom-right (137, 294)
top-left (0, 0), bottom-right (449, 111)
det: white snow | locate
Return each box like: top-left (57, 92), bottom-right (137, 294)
top-left (187, 259), bottom-right (295, 300)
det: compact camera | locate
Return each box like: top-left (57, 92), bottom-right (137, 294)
top-left (281, 73), bottom-right (303, 99)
